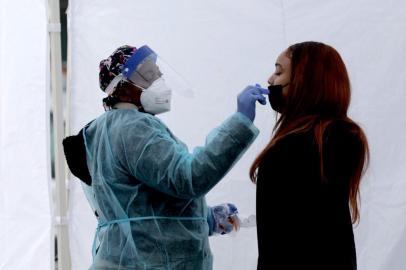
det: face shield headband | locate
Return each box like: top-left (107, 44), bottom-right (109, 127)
top-left (104, 45), bottom-right (161, 95)
top-left (104, 45), bottom-right (194, 99)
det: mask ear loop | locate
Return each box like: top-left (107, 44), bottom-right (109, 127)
top-left (103, 72), bottom-right (148, 111)
top-left (124, 78), bottom-right (148, 113)
top-left (126, 70), bottom-right (158, 112)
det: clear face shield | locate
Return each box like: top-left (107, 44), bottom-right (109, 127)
top-left (105, 45), bottom-right (194, 99)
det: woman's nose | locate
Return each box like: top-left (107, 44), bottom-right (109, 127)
top-left (268, 76), bottom-right (274, 86)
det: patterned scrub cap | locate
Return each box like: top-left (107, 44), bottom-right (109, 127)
top-left (99, 45), bottom-right (137, 92)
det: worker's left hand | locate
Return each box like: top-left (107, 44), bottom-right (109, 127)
top-left (208, 203), bottom-right (240, 235)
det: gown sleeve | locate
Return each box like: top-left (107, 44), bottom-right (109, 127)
top-left (119, 112), bottom-right (259, 199)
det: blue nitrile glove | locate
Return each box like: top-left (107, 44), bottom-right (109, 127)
top-left (237, 84), bottom-right (269, 122)
top-left (208, 203), bottom-right (240, 235)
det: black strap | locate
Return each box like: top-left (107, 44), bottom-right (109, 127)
top-left (62, 122), bottom-right (93, 186)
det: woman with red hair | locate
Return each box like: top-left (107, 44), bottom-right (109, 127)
top-left (252, 41), bottom-right (369, 270)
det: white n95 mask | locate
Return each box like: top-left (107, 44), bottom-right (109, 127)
top-left (140, 77), bottom-right (172, 115)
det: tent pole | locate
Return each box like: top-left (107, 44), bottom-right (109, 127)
top-left (48, 0), bottom-right (71, 269)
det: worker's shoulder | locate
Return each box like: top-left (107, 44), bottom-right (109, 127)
top-left (106, 109), bottom-right (166, 130)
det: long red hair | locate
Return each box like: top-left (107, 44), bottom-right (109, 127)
top-left (250, 41), bottom-right (369, 223)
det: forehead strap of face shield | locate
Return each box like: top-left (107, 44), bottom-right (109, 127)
top-left (122, 45), bottom-right (157, 79)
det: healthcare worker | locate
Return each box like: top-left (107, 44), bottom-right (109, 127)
top-left (63, 45), bottom-right (269, 269)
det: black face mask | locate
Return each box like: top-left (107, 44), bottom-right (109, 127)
top-left (268, 84), bottom-right (288, 113)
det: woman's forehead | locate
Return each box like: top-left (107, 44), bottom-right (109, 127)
top-left (276, 50), bottom-right (291, 68)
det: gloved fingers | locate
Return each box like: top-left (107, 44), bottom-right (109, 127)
top-left (255, 86), bottom-right (270, 95)
top-left (219, 222), bottom-right (234, 235)
top-left (257, 96), bottom-right (267, 105)
top-left (240, 86), bottom-right (256, 97)
top-left (213, 203), bottom-right (237, 214)
top-left (252, 93), bottom-right (267, 105)
top-left (259, 87), bottom-right (270, 95)
top-left (246, 85), bottom-right (257, 93)
top-left (254, 84), bottom-right (270, 95)
top-left (211, 203), bottom-right (242, 235)
top-left (250, 84), bottom-right (269, 104)
top-left (241, 84), bottom-right (269, 96)
top-left (225, 203), bottom-right (240, 232)
top-left (249, 86), bottom-right (262, 95)
top-left (226, 203), bottom-right (238, 214)
top-left (228, 215), bottom-right (241, 231)
top-left (249, 86), bottom-right (269, 97)
top-left (239, 85), bottom-right (263, 97)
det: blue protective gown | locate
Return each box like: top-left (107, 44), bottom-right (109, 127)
top-left (82, 108), bottom-right (258, 269)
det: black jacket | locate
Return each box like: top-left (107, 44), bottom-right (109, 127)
top-left (256, 121), bottom-right (363, 270)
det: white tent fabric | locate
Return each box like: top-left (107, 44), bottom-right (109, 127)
top-left (67, 1), bottom-right (406, 269)
top-left (0, 0), bottom-right (52, 269)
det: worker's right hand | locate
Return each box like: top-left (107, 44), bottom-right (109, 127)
top-left (237, 84), bottom-right (269, 122)
top-left (209, 203), bottom-right (240, 235)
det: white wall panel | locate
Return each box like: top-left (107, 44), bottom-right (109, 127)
top-left (0, 0), bottom-right (52, 269)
